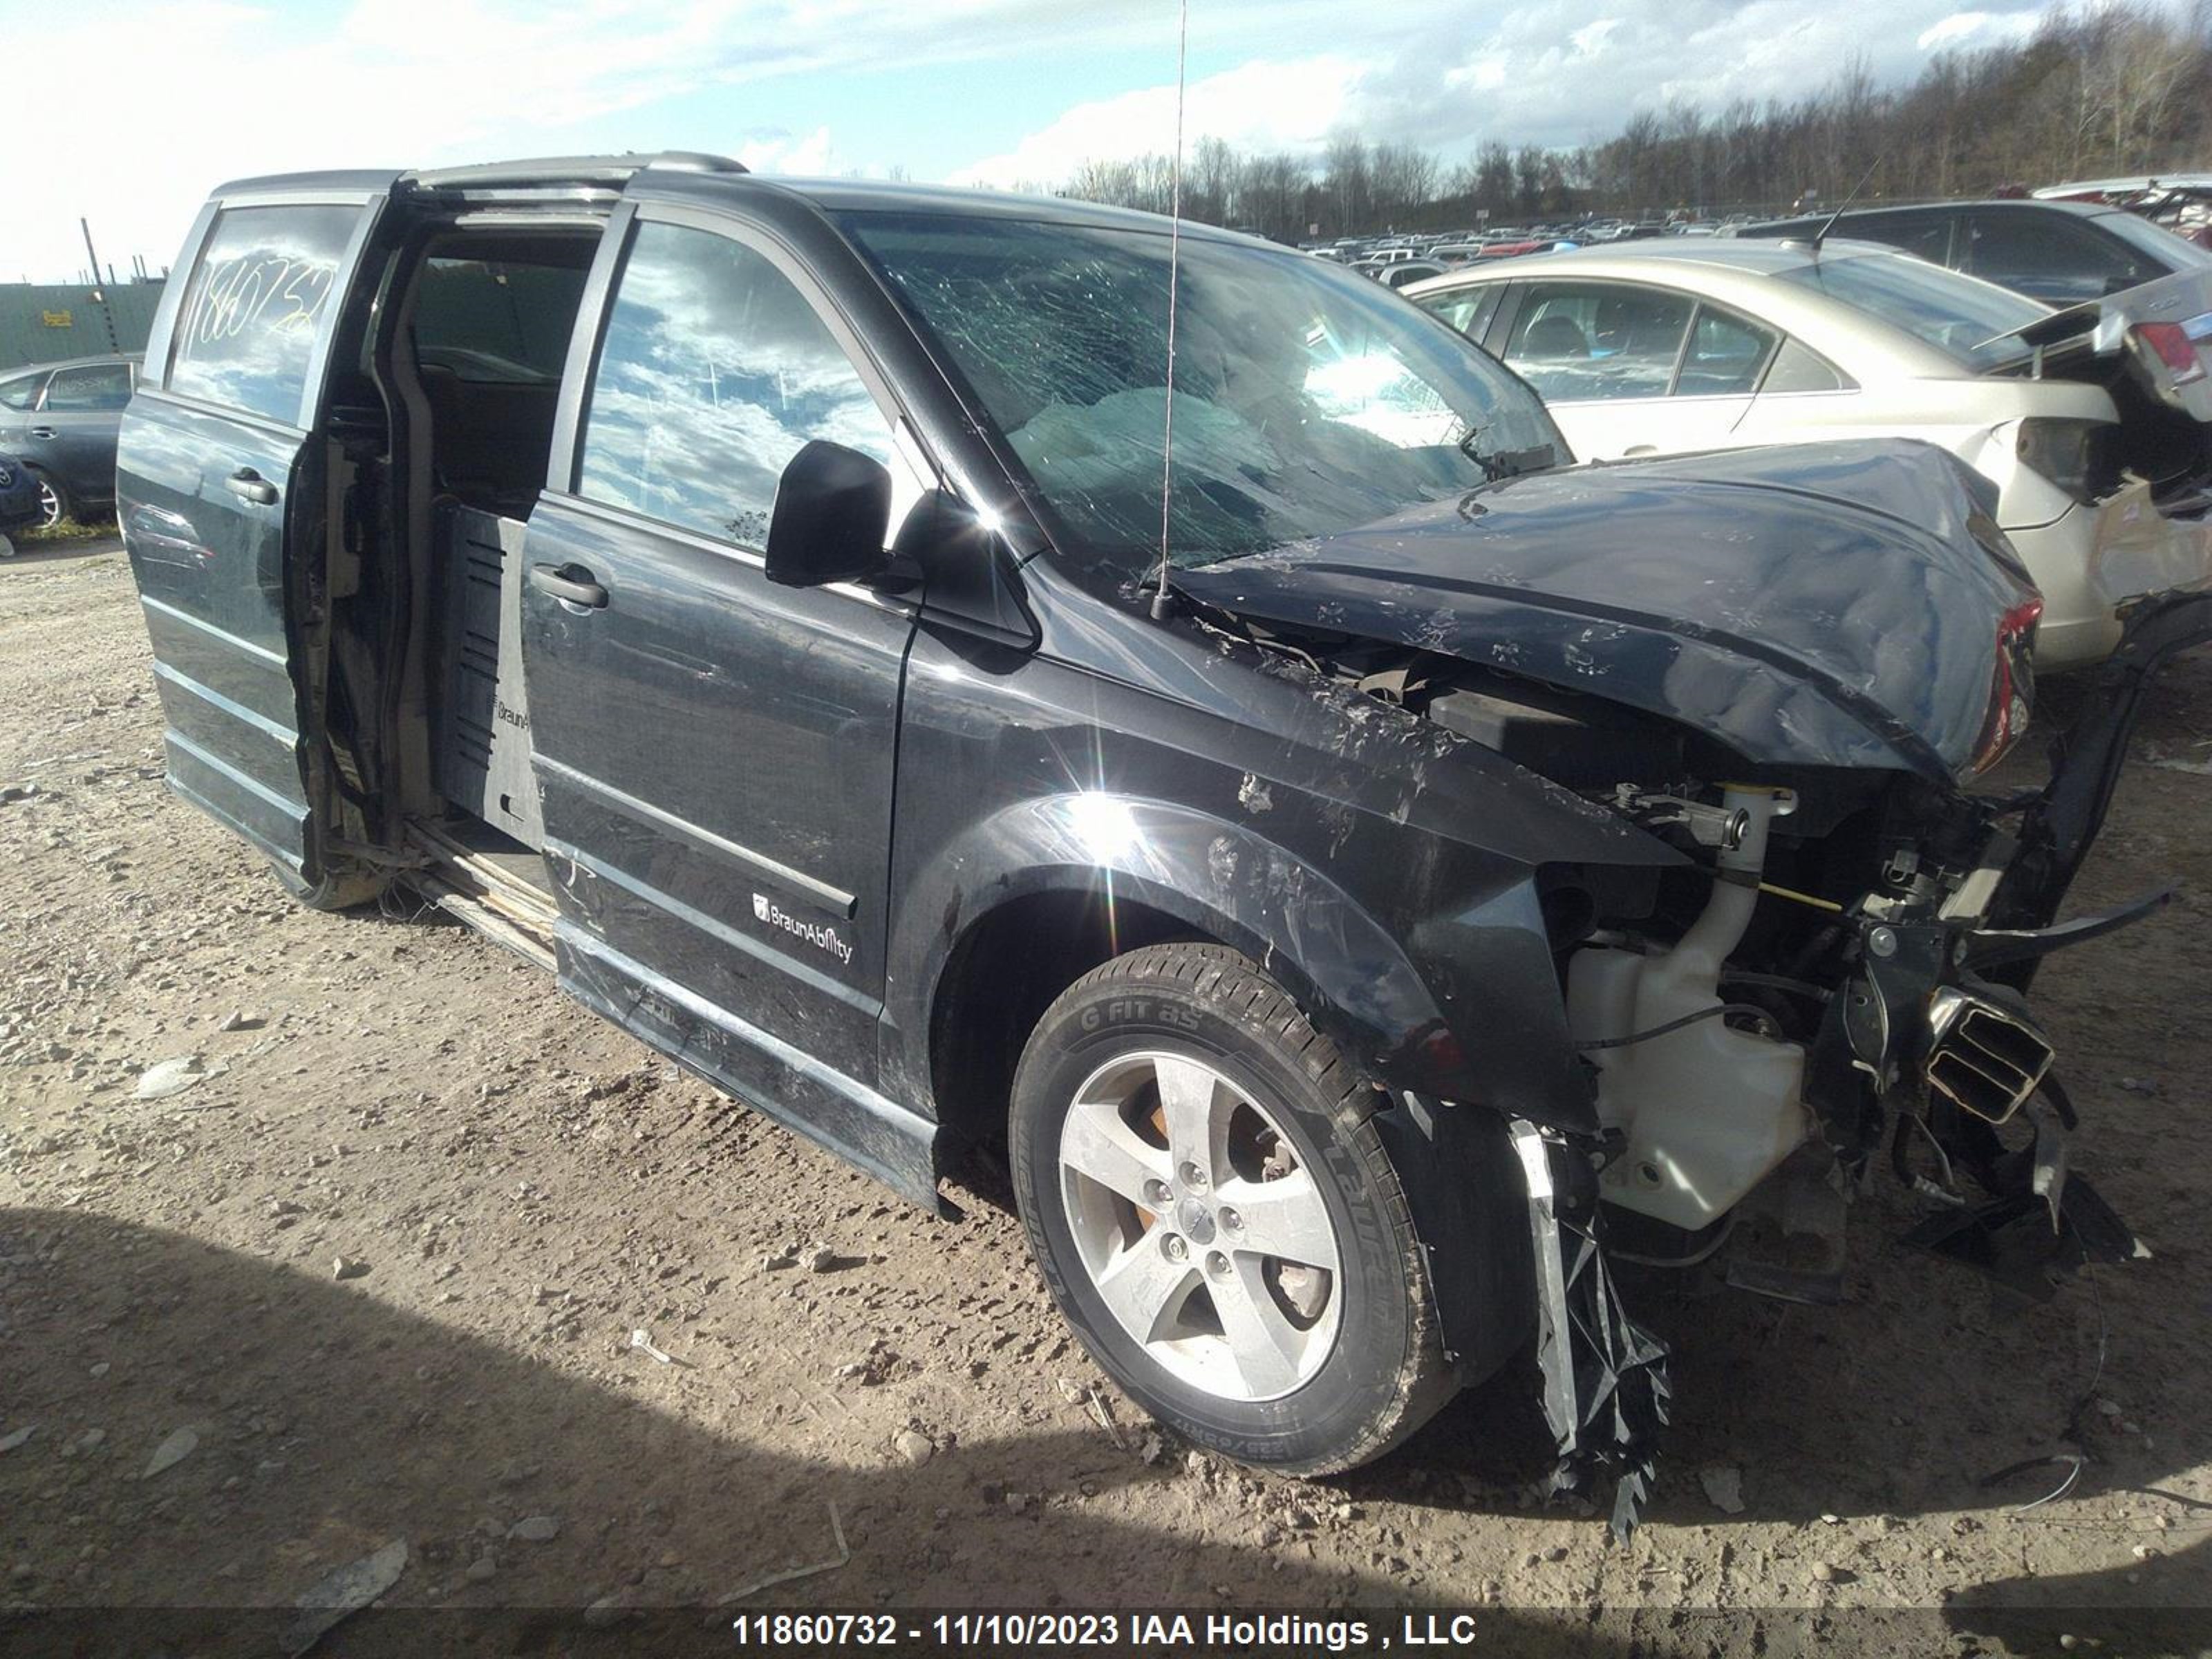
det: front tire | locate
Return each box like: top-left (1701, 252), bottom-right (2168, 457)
top-left (1009, 944), bottom-right (1454, 1474)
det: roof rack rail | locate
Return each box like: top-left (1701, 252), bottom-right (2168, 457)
top-left (402, 151), bottom-right (749, 193)
top-left (644, 151), bottom-right (751, 176)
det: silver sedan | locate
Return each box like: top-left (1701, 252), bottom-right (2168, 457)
top-left (1407, 239), bottom-right (2212, 668)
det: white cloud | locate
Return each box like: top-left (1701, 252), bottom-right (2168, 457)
top-left (1444, 53), bottom-right (1512, 93)
top-left (939, 0), bottom-right (2101, 196)
top-left (8, 0), bottom-right (2121, 281)
top-left (1324, 0), bottom-right (2092, 159)
top-left (15, 0), bottom-right (752, 281)
top-left (950, 57), bottom-right (1371, 188)
top-left (735, 126), bottom-right (843, 176)
top-left (1916, 8), bottom-right (2045, 49)
top-left (16, 0), bottom-right (1355, 281)
top-left (1571, 17), bottom-right (1622, 53)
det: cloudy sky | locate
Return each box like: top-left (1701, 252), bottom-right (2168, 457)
top-left (7, 0), bottom-right (2081, 281)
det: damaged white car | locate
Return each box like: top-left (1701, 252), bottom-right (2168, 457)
top-left (1409, 238), bottom-right (2212, 668)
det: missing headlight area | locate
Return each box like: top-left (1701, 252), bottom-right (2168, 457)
top-left (1232, 585), bottom-right (2212, 1533)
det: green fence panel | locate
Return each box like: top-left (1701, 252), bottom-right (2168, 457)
top-left (0, 282), bottom-right (166, 371)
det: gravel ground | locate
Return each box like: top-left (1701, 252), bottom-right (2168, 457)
top-left (1, 543), bottom-right (2208, 1656)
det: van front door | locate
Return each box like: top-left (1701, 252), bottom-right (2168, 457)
top-left (118, 187), bottom-right (390, 890)
top-left (520, 205), bottom-right (935, 1202)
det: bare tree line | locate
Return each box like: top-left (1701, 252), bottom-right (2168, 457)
top-left (1049, 1), bottom-right (2211, 241)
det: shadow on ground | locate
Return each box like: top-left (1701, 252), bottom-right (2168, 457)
top-left (5, 1206), bottom-right (2204, 1658)
top-left (0, 1206), bottom-right (1628, 1656)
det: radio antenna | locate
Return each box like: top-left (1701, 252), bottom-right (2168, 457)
top-left (1810, 151), bottom-right (1887, 254)
top-left (1148, 0), bottom-right (1190, 622)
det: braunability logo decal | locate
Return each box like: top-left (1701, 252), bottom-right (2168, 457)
top-left (752, 893), bottom-right (854, 965)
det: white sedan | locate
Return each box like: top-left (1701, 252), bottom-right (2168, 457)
top-left (1406, 240), bottom-right (2212, 667)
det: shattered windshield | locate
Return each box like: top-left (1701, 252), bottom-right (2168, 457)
top-left (836, 210), bottom-right (1565, 583)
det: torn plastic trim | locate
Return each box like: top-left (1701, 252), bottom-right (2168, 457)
top-left (1993, 587), bottom-right (2212, 957)
top-left (1900, 1087), bottom-right (2146, 1301)
top-left (1962, 883), bottom-right (2174, 973)
top-left (1508, 1118), bottom-right (1671, 1543)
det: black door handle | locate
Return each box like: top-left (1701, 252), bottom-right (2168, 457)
top-left (225, 467), bottom-right (278, 505)
top-left (528, 562), bottom-right (608, 608)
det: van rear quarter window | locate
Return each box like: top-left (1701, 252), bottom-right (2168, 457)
top-left (168, 204), bottom-right (356, 423)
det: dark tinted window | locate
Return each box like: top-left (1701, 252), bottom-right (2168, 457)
top-left (1501, 282), bottom-right (1692, 401)
top-left (1842, 211), bottom-right (1954, 264)
top-left (579, 221), bottom-right (892, 550)
top-left (1759, 337), bottom-right (1850, 393)
top-left (43, 362), bottom-right (132, 411)
top-left (413, 256), bottom-right (590, 382)
top-left (169, 204), bottom-right (356, 422)
top-left (0, 372), bottom-right (43, 411)
top-left (1678, 306), bottom-right (1777, 395)
top-left (1382, 261), bottom-right (1445, 289)
top-left (2094, 208), bottom-right (2212, 270)
top-left (1964, 212), bottom-right (2151, 301)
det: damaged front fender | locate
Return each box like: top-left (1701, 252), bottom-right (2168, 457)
top-left (895, 791), bottom-right (1608, 1128)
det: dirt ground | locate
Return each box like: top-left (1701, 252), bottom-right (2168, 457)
top-left (2, 541), bottom-right (2209, 1656)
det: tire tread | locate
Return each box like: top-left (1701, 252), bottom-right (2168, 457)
top-left (1022, 942), bottom-right (1454, 1475)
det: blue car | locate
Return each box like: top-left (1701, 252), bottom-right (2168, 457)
top-left (0, 453), bottom-right (42, 554)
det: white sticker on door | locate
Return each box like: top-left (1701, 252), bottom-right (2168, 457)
top-left (752, 892), bottom-right (854, 965)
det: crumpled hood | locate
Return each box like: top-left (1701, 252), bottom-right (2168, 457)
top-left (1174, 438), bottom-right (2035, 780)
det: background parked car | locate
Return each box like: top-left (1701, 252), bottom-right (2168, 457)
top-left (1377, 259), bottom-right (1447, 288)
top-left (1405, 238), bottom-right (2212, 666)
top-left (0, 453), bottom-right (41, 554)
top-left (1733, 198), bottom-right (2212, 305)
top-left (0, 353), bottom-right (140, 527)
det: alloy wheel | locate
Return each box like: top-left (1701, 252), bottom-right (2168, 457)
top-left (1056, 1050), bottom-right (1342, 1403)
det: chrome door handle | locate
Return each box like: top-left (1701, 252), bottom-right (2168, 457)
top-left (528, 562), bottom-right (608, 608)
top-left (225, 467), bottom-right (279, 505)
top-left (27, 427), bottom-right (53, 440)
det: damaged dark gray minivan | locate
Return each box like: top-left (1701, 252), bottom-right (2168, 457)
top-left (119, 154), bottom-right (2212, 1530)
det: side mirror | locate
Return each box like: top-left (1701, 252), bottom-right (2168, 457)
top-left (764, 440), bottom-right (892, 588)
top-left (892, 487), bottom-right (1040, 646)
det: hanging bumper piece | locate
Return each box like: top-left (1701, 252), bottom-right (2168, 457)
top-left (1510, 1118), bottom-right (1672, 1543)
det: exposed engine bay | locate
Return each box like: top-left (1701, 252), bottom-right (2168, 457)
top-left (1247, 620), bottom-right (2142, 1278)
top-left (1201, 583), bottom-right (2212, 1534)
